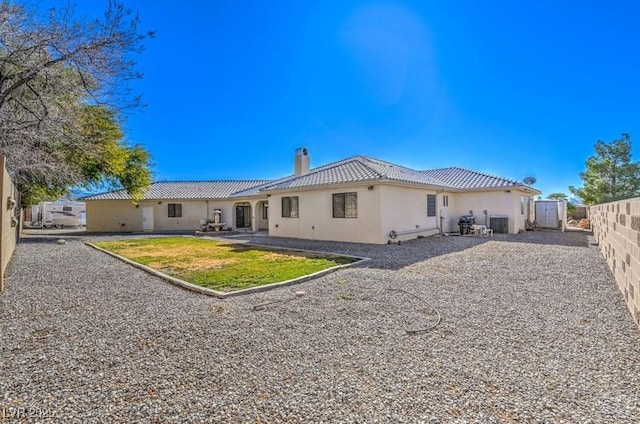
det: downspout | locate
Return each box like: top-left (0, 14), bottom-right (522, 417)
top-left (436, 188), bottom-right (446, 235)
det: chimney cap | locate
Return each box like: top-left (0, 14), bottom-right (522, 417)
top-left (295, 147), bottom-right (308, 156)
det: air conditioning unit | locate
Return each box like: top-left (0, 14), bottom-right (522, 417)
top-left (489, 216), bottom-right (509, 234)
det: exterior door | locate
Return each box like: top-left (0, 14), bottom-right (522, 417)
top-left (142, 207), bottom-right (154, 231)
top-left (235, 205), bottom-right (251, 228)
top-left (258, 201), bottom-right (269, 230)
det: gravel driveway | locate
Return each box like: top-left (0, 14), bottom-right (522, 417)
top-left (1, 231), bottom-right (639, 422)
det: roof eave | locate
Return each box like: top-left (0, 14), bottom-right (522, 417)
top-left (456, 185), bottom-right (541, 195)
top-left (260, 176), bottom-right (457, 193)
top-left (261, 177), bottom-right (386, 193)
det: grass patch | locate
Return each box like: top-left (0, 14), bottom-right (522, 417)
top-left (93, 237), bottom-right (357, 292)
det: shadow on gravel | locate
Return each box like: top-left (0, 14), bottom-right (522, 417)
top-left (25, 230), bottom-right (591, 273)
top-left (496, 230), bottom-right (592, 247)
top-left (226, 234), bottom-right (494, 270)
top-left (17, 237), bottom-right (81, 245)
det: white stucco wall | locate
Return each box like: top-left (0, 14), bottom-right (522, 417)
top-left (268, 185), bottom-right (383, 244)
top-left (86, 200), bottom-right (143, 232)
top-left (437, 192), bottom-right (457, 233)
top-left (446, 190), bottom-right (534, 234)
top-left (86, 187), bottom-right (536, 239)
top-left (153, 200), bottom-right (206, 231)
top-left (378, 185), bottom-right (440, 243)
top-left (268, 184), bottom-right (444, 244)
top-left (86, 200), bottom-right (238, 232)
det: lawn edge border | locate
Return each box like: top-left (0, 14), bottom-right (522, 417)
top-left (84, 240), bottom-right (369, 299)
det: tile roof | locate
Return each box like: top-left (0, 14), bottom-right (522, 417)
top-left (259, 156), bottom-right (449, 192)
top-left (83, 158), bottom-right (538, 201)
top-left (82, 180), bottom-right (272, 200)
top-left (419, 167), bottom-right (525, 189)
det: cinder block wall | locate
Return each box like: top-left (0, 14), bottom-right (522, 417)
top-left (590, 197), bottom-right (640, 327)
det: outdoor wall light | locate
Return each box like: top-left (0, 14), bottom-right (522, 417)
top-left (6, 197), bottom-right (15, 210)
top-left (368, 186), bottom-right (374, 191)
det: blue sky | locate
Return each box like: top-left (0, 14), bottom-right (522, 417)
top-left (65, 0), bottom-right (640, 198)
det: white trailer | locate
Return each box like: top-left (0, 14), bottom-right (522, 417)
top-left (30, 201), bottom-right (86, 228)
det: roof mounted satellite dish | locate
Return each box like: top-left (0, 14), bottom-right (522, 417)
top-left (523, 176), bottom-right (537, 185)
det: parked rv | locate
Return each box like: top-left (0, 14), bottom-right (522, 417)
top-left (28, 202), bottom-right (86, 229)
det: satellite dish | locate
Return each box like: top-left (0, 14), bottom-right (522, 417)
top-left (523, 176), bottom-right (537, 185)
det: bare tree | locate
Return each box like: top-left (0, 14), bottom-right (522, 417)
top-left (0, 1), bottom-right (154, 195)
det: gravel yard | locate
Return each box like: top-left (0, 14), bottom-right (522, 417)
top-left (1, 231), bottom-right (639, 422)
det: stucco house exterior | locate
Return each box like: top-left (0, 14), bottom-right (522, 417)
top-left (83, 149), bottom-right (540, 244)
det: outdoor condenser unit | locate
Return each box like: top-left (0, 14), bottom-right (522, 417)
top-left (489, 216), bottom-right (509, 234)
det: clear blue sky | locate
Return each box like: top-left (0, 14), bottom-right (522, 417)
top-left (66, 0), bottom-right (640, 198)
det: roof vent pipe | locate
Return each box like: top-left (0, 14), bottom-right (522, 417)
top-left (294, 147), bottom-right (310, 176)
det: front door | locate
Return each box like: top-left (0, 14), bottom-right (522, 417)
top-left (142, 207), bottom-right (154, 231)
top-left (235, 205), bottom-right (251, 228)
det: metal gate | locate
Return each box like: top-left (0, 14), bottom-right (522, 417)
top-left (535, 201), bottom-right (560, 228)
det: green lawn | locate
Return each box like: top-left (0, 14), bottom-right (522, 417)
top-left (93, 237), bottom-right (356, 292)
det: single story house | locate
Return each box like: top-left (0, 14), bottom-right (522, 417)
top-left (83, 149), bottom-right (540, 244)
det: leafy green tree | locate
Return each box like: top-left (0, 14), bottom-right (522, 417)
top-left (545, 192), bottom-right (576, 214)
top-left (0, 1), bottom-right (154, 205)
top-left (570, 134), bottom-right (640, 205)
top-left (546, 192), bottom-right (568, 201)
top-left (546, 192), bottom-right (576, 213)
top-left (73, 105), bottom-right (151, 200)
top-left (19, 105), bottom-right (151, 205)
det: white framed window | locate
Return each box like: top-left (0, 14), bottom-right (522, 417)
top-left (333, 192), bottom-right (357, 218)
top-left (442, 194), bottom-right (449, 207)
top-left (168, 203), bottom-right (182, 218)
top-left (427, 195), bottom-right (436, 217)
top-left (282, 196), bottom-right (299, 218)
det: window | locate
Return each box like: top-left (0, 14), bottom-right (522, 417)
top-left (333, 192), bottom-right (357, 218)
top-left (442, 194), bottom-right (449, 207)
top-left (262, 203), bottom-right (269, 220)
top-left (282, 196), bottom-right (299, 218)
top-left (427, 195), bottom-right (436, 217)
top-left (520, 196), bottom-right (526, 215)
top-left (168, 203), bottom-right (182, 218)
